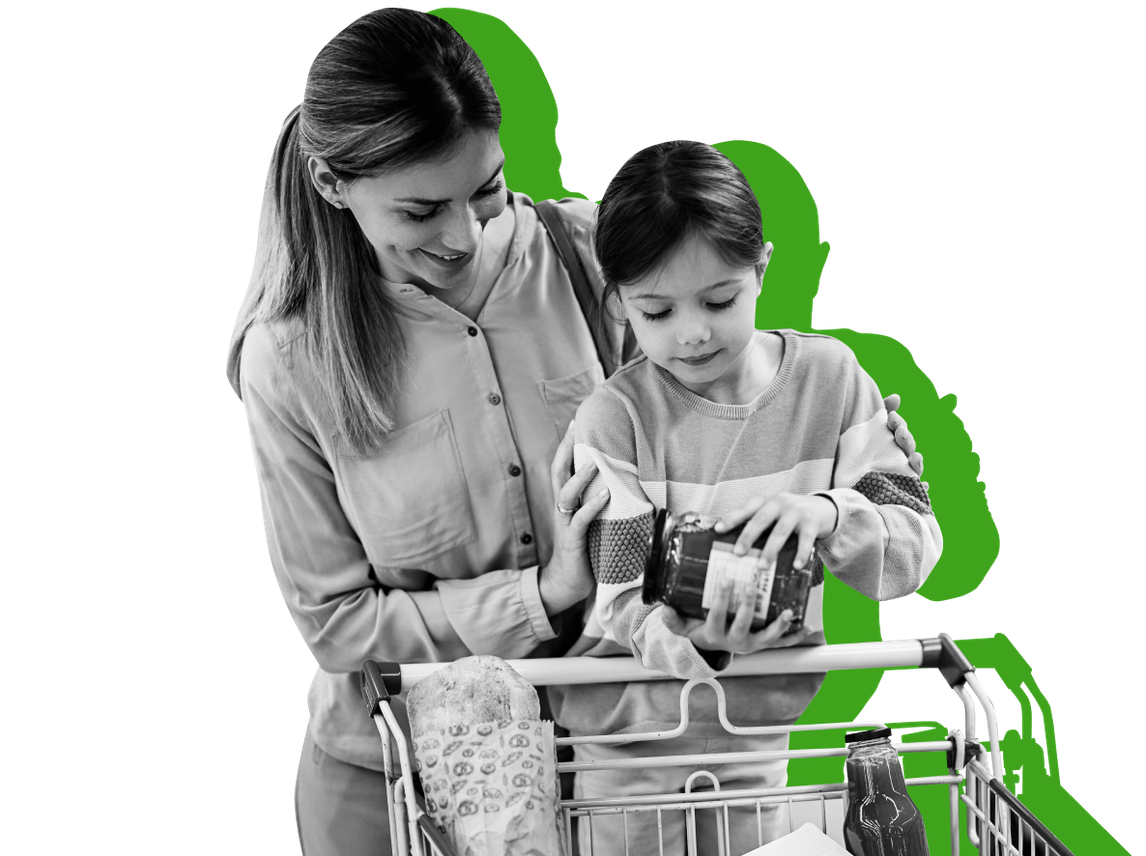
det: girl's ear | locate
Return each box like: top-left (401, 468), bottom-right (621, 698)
top-left (604, 285), bottom-right (629, 324)
top-left (756, 241), bottom-right (775, 295)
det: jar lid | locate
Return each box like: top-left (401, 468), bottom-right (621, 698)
top-left (845, 727), bottom-right (891, 744)
top-left (642, 509), bottom-right (672, 605)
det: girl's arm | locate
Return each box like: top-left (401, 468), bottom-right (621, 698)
top-left (569, 390), bottom-right (729, 679)
top-left (724, 352), bottom-right (941, 601)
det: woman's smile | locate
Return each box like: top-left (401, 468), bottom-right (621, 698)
top-left (418, 247), bottom-right (474, 268)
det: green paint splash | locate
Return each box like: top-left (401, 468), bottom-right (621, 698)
top-left (433, 8), bottom-right (1121, 853)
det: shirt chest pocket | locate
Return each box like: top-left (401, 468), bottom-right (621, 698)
top-left (334, 410), bottom-right (478, 567)
top-left (538, 363), bottom-right (606, 441)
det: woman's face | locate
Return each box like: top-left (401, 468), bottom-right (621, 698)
top-left (340, 129), bottom-right (507, 293)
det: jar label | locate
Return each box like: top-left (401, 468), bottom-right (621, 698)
top-left (702, 542), bottom-right (773, 618)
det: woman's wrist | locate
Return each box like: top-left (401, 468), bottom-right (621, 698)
top-left (538, 561), bottom-right (593, 616)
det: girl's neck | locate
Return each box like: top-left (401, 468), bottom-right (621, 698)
top-left (674, 332), bottom-right (784, 406)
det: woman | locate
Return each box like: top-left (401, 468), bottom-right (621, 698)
top-left (227, 9), bottom-right (921, 855)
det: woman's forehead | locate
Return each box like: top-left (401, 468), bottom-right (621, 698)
top-left (359, 130), bottom-right (503, 202)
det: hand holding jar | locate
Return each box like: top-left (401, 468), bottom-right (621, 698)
top-left (647, 508), bottom-right (826, 656)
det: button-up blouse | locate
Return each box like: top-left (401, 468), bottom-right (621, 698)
top-left (237, 194), bottom-right (614, 767)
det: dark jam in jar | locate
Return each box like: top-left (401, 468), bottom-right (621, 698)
top-left (842, 728), bottom-right (929, 854)
top-left (641, 508), bottom-right (821, 633)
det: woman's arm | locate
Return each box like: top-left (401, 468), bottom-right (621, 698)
top-left (884, 393), bottom-right (925, 484)
top-left (240, 325), bottom-right (565, 672)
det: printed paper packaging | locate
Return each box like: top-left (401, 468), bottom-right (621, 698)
top-left (414, 718), bottom-right (566, 856)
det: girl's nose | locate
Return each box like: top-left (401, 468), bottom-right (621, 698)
top-left (676, 314), bottom-right (711, 346)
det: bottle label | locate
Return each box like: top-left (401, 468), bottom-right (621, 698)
top-left (701, 542), bottom-right (773, 618)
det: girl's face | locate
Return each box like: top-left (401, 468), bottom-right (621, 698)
top-left (618, 233), bottom-right (770, 401)
top-left (338, 129), bottom-right (507, 293)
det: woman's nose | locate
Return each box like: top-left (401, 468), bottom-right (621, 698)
top-left (440, 205), bottom-right (482, 253)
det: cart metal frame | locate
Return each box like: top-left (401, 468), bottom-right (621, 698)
top-left (361, 635), bottom-right (1073, 855)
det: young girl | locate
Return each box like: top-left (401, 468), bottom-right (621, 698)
top-left (547, 141), bottom-right (942, 854)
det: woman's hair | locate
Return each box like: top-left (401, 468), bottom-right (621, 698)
top-left (226, 9), bottom-right (501, 453)
top-left (594, 141), bottom-right (765, 307)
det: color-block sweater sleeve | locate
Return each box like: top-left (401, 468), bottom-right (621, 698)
top-left (571, 387), bottom-right (726, 679)
top-left (815, 348), bottom-right (943, 600)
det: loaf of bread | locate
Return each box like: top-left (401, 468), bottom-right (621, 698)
top-left (407, 655), bottom-right (541, 737)
top-left (407, 656), bottom-right (566, 855)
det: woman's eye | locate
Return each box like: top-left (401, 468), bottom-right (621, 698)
top-left (404, 206), bottom-right (442, 223)
top-left (640, 308), bottom-right (671, 322)
top-left (476, 179), bottom-right (505, 199)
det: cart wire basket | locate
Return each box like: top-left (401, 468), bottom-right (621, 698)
top-left (361, 635), bottom-right (1074, 856)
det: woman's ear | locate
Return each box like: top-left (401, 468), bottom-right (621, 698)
top-left (307, 156), bottom-right (346, 208)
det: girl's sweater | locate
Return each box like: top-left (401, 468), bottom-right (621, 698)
top-left (548, 330), bottom-right (941, 736)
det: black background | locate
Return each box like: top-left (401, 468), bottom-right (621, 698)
top-left (225, 5), bottom-right (1127, 852)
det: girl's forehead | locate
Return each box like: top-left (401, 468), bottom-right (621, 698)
top-left (626, 234), bottom-right (755, 299)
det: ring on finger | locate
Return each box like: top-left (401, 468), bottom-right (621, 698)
top-left (556, 502), bottom-right (577, 516)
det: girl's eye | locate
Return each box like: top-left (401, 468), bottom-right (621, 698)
top-left (640, 308), bottom-right (671, 322)
top-left (708, 297), bottom-right (737, 311)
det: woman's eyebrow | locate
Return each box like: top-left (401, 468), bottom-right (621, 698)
top-left (393, 160), bottom-right (507, 205)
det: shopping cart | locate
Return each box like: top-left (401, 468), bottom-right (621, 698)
top-left (361, 635), bottom-right (1074, 856)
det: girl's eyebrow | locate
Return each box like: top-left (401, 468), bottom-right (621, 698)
top-left (630, 279), bottom-right (739, 300)
top-left (393, 159), bottom-right (507, 205)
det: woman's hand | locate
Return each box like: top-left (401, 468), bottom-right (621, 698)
top-left (538, 420), bottom-right (610, 616)
top-left (883, 393), bottom-right (926, 487)
top-left (660, 579), bottom-right (816, 654)
top-left (714, 493), bottom-right (838, 574)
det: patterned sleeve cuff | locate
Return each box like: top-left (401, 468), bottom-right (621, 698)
top-left (852, 472), bottom-right (932, 515)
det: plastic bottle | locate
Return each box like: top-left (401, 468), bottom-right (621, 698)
top-left (843, 728), bottom-right (929, 855)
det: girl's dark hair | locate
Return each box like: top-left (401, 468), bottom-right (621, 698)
top-left (594, 141), bottom-right (765, 305)
top-left (227, 9), bottom-right (501, 453)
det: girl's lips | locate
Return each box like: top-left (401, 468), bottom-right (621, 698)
top-left (677, 350), bottom-right (721, 366)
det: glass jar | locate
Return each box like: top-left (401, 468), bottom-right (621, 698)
top-left (842, 728), bottom-right (929, 855)
top-left (641, 508), bottom-right (819, 634)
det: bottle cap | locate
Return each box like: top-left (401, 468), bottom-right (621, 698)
top-left (845, 727), bottom-right (892, 744)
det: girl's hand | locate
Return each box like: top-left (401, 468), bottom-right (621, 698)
top-left (538, 420), bottom-right (610, 615)
top-left (660, 579), bottom-right (816, 654)
top-left (714, 493), bottom-right (837, 575)
top-left (883, 393), bottom-right (926, 488)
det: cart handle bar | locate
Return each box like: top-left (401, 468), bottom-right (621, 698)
top-left (361, 635), bottom-right (972, 714)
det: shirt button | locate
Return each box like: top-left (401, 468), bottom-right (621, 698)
top-left (467, 326), bottom-right (479, 336)
top-left (508, 464), bottom-right (522, 477)
top-left (520, 532), bottom-right (533, 545)
top-left (489, 393), bottom-right (501, 405)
